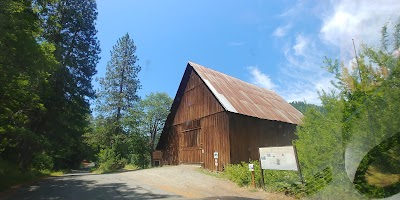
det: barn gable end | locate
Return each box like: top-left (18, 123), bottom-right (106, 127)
top-left (157, 64), bottom-right (230, 170)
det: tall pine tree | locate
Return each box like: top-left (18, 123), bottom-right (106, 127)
top-left (97, 33), bottom-right (141, 140)
top-left (88, 33), bottom-right (141, 171)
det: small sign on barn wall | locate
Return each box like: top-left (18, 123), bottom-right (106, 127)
top-left (259, 146), bottom-right (298, 171)
top-left (213, 152), bottom-right (218, 159)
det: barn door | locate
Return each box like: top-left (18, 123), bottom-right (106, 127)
top-left (179, 120), bottom-right (203, 164)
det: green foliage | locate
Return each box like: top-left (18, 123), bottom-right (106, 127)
top-left (97, 147), bottom-right (126, 173)
top-left (30, 152), bottom-right (54, 171)
top-left (264, 170), bottom-right (300, 193)
top-left (1, 0), bottom-right (100, 177)
top-left (134, 92), bottom-right (172, 151)
top-left (223, 161), bottom-right (301, 196)
top-left (294, 18), bottom-right (400, 199)
top-left (88, 33), bottom-right (147, 171)
top-left (97, 33), bottom-right (141, 121)
top-left (35, 0), bottom-right (100, 170)
top-left (295, 95), bottom-right (344, 178)
top-left (224, 161), bottom-right (253, 187)
top-left (0, 159), bottom-right (38, 191)
top-left (0, 0), bottom-right (57, 169)
top-left (128, 92), bottom-right (172, 166)
top-left (127, 133), bottom-right (150, 169)
top-left (0, 158), bottom-right (50, 191)
top-left (88, 36), bottom-right (171, 169)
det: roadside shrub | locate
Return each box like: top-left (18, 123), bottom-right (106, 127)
top-left (224, 160), bottom-right (264, 187)
top-left (30, 152), bottom-right (54, 171)
top-left (264, 169), bottom-right (300, 191)
top-left (223, 160), bottom-right (302, 195)
top-left (0, 159), bottom-right (44, 191)
top-left (224, 161), bottom-right (251, 187)
top-left (129, 153), bottom-right (149, 169)
top-left (97, 147), bottom-right (126, 172)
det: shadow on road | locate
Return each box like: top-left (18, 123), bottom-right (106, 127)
top-left (202, 197), bottom-right (263, 200)
top-left (63, 169), bottom-right (139, 177)
top-left (2, 176), bottom-right (182, 200)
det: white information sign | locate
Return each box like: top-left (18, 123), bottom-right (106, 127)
top-left (259, 146), bottom-right (298, 171)
top-left (248, 163), bottom-right (254, 171)
top-left (213, 152), bottom-right (218, 159)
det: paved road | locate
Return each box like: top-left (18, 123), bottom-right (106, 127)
top-left (1, 166), bottom-right (291, 200)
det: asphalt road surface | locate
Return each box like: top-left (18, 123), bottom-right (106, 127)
top-left (0, 165), bottom-right (292, 200)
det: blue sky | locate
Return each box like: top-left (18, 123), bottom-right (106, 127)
top-left (95, 0), bottom-right (400, 105)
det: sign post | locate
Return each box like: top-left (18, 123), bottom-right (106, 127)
top-left (249, 163), bottom-right (255, 188)
top-left (214, 152), bottom-right (218, 171)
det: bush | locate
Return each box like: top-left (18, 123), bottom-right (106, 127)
top-left (129, 153), bottom-right (149, 169)
top-left (30, 152), bottom-right (54, 171)
top-left (224, 160), bottom-right (266, 187)
top-left (264, 169), bottom-right (300, 192)
top-left (223, 160), bottom-right (302, 195)
top-left (224, 161), bottom-right (252, 187)
top-left (0, 159), bottom-right (44, 191)
top-left (97, 147), bottom-right (126, 172)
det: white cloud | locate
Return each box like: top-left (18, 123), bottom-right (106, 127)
top-left (269, 0), bottom-right (400, 105)
top-left (293, 34), bottom-right (308, 56)
top-left (273, 24), bottom-right (291, 37)
top-left (247, 66), bottom-right (276, 90)
top-left (276, 32), bottom-right (335, 105)
top-left (320, 0), bottom-right (400, 56)
top-left (259, 0), bottom-right (400, 105)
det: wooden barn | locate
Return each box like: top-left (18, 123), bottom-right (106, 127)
top-left (155, 62), bottom-right (303, 171)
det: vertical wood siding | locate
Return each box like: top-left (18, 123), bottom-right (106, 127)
top-left (200, 112), bottom-right (230, 171)
top-left (160, 71), bottom-right (229, 170)
top-left (228, 113), bottom-right (297, 164)
top-left (161, 127), bottom-right (179, 165)
top-left (173, 71), bottom-right (224, 125)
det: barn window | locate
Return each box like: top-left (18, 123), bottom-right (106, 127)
top-left (184, 129), bottom-right (200, 147)
top-left (184, 119), bottom-right (200, 130)
top-left (182, 119), bottom-right (201, 147)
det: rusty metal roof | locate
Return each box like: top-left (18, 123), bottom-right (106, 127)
top-left (189, 61), bottom-right (303, 124)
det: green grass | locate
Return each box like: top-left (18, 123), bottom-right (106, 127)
top-left (196, 168), bottom-right (223, 179)
top-left (49, 171), bottom-right (65, 177)
top-left (91, 164), bottom-right (139, 174)
top-left (123, 164), bottom-right (138, 171)
top-left (91, 168), bottom-right (105, 174)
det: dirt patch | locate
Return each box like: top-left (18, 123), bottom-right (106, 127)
top-left (123, 165), bottom-right (293, 200)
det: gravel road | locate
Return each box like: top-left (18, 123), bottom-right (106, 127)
top-left (1, 165), bottom-right (292, 200)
